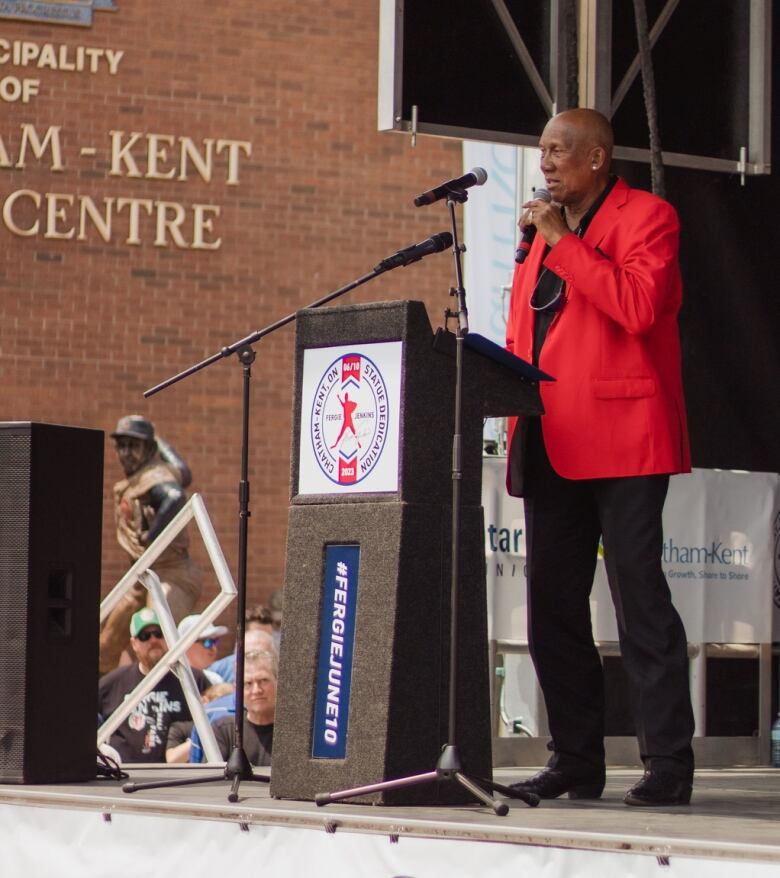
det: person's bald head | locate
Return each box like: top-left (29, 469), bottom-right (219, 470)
top-left (553, 109), bottom-right (613, 157)
top-left (538, 108), bottom-right (614, 212)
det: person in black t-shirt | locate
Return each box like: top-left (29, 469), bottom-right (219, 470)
top-left (212, 649), bottom-right (276, 766)
top-left (98, 607), bottom-right (207, 762)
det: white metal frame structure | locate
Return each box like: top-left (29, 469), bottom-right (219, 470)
top-left (97, 494), bottom-right (237, 764)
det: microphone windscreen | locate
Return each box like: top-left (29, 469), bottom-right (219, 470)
top-left (431, 231), bottom-right (453, 251)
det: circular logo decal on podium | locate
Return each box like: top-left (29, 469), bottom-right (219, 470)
top-left (309, 352), bottom-right (389, 485)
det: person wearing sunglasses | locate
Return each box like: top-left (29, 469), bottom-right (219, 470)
top-left (98, 607), bottom-right (209, 763)
top-left (505, 109), bottom-right (693, 808)
top-left (177, 614), bottom-right (230, 686)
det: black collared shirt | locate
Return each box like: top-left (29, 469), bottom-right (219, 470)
top-left (531, 175), bottom-right (617, 365)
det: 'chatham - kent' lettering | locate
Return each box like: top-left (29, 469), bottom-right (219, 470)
top-left (0, 125), bottom-right (252, 249)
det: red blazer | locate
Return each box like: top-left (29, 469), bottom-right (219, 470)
top-left (506, 178), bottom-right (691, 482)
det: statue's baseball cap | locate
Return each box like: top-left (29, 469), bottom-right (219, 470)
top-left (111, 415), bottom-right (155, 443)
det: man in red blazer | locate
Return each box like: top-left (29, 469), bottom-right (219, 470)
top-left (506, 109), bottom-right (694, 807)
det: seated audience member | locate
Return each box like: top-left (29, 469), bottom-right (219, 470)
top-left (246, 603), bottom-right (274, 634)
top-left (211, 650), bottom-right (277, 766)
top-left (165, 682), bottom-right (234, 763)
top-left (98, 607), bottom-right (208, 763)
top-left (188, 689), bottom-right (235, 763)
top-left (208, 608), bottom-right (278, 684)
top-left (165, 719), bottom-right (193, 764)
top-left (190, 628), bottom-right (276, 762)
top-left (177, 614), bottom-right (229, 685)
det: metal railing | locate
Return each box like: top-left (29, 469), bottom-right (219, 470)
top-left (490, 638), bottom-right (777, 766)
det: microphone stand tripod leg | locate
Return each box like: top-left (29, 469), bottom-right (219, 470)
top-left (467, 775), bottom-right (540, 807)
top-left (454, 772), bottom-right (509, 816)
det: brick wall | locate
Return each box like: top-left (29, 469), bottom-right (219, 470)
top-left (0, 1), bottom-right (463, 639)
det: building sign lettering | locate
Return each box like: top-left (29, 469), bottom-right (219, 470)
top-left (0, 23), bottom-right (252, 250)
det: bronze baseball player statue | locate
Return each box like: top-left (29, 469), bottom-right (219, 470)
top-left (99, 415), bottom-right (202, 674)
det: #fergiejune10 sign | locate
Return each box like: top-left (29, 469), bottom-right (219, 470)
top-left (298, 341), bottom-right (402, 495)
top-left (312, 544), bottom-right (360, 759)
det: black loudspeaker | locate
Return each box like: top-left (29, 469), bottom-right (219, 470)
top-left (0, 422), bottom-right (103, 783)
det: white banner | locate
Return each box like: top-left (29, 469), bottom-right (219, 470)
top-left (462, 142), bottom-right (546, 450)
top-left (483, 460), bottom-right (780, 644)
top-left (462, 141), bottom-right (518, 345)
top-left (463, 141), bottom-right (547, 345)
top-left (1, 800), bottom-right (777, 878)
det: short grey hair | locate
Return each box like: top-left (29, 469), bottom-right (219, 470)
top-left (244, 648), bottom-right (278, 679)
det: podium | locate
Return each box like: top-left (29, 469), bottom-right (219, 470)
top-left (270, 301), bottom-right (542, 804)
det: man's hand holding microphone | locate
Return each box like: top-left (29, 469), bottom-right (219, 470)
top-left (515, 189), bottom-right (571, 263)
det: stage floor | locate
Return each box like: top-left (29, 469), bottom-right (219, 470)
top-left (1, 765), bottom-right (778, 865)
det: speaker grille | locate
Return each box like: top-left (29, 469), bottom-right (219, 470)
top-left (0, 433), bottom-right (32, 779)
top-left (0, 422), bottom-right (103, 783)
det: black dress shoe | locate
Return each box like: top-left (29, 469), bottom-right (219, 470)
top-left (624, 771), bottom-right (692, 806)
top-left (509, 766), bottom-right (605, 800)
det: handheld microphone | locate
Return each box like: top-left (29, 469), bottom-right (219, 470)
top-left (413, 168), bottom-right (488, 207)
top-left (375, 231), bottom-right (453, 272)
top-left (515, 188), bottom-right (552, 264)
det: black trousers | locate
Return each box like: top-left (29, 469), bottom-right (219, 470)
top-left (519, 420), bottom-right (694, 779)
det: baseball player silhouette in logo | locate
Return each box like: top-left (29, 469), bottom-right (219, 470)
top-left (330, 392), bottom-right (361, 449)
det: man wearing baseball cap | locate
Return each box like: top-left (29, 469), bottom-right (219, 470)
top-left (99, 415), bottom-right (203, 674)
top-left (98, 608), bottom-right (208, 763)
top-left (177, 614), bottom-right (230, 685)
